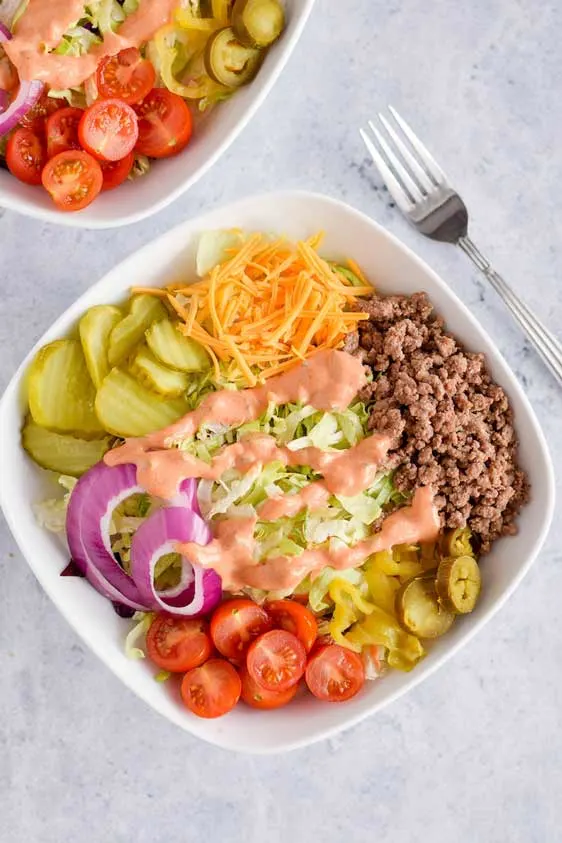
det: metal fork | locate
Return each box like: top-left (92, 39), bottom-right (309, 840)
top-left (360, 107), bottom-right (562, 386)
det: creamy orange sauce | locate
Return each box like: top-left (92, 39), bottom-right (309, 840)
top-left (105, 349), bottom-right (368, 498)
top-left (178, 487), bottom-right (440, 592)
top-left (104, 348), bottom-right (437, 592)
top-left (0, 50), bottom-right (17, 91)
top-left (258, 482), bottom-right (331, 521)
top-left (4, 0), bottom-right (178, 87)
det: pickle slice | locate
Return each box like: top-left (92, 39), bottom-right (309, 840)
top-left (22, 418), bottom-right (111, 476)
top-left (436, 555), bottom-right (482, 614)
top-left (95, 368), bottom-right (189, 437)
top-left (130, 345), bottom-right (190, 396)
top-left (204, 27), bottom-right (263, 87)
top-left (146, 318), bottom-right (210, 372)
top-left (396, 576), bottom-right (455, 639)
top-left (28, 339), bottom-right (104, 436)
top-left (108, 295), bottom-right (166, 367)
top-left (79, 305), bottom-right (122, 388)
top-left (231, 0), bottom-right (285, 48)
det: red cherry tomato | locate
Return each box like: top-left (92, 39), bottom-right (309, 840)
top-left (41, 150), bottom-right (103, 211)
top-left (180, 659), bottom-right (241, 719)
top-left (6, 127), bottom-right (45, 185)
top-left (45, 106), bottom-right (83, 158)
top-left (96, 48), bottom-right (156, 105)
top-left (100, 150), bottom-right (134, 191)
top-left (246, 629), bottom-right (306, 693)
top-left (305, 644), bottom-right (365, 702)
top-left (265, 599), bottom-right (318, 652)
top-left (146, 614), bottom-right (212, 673)
top-left (239, 666), bottom-right (299, 710)
top-left (134, 88), bottom-right (192, 158)
top-left (78, 98), bottom-right (138, 162)
top-left (20, 92), bottom-right (64, 135)
top-left (210, 598), bottom-right (272, 662)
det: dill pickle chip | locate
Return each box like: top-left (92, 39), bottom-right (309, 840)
top-left (28, 339), bottom-right (104, 435)
top-left (79, 305), bottom-right (122, 388)
top-left (396, 575), bottom-right (455, 639)
top-left (95, 368), bottom-right (189, 437)
top-left (436, 555), bottom-right (482, 614)
top-left (145, 318), bottom-right (210, 372)
top-left (107, 295), bottom-right (166, 367)
top-left (22, 418), bottom-right (111, 476)
top-left (130, 345), bottom-right (190, 397)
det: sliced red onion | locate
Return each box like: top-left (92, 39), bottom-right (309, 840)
top-left (0, 22), bottom-right (43, 136)
top-left (171, 477), bottom-right (200, 514)
top-left (66, 461), bottom-right (151, 610)
top-left (130, 507), bottom-right (221, 617)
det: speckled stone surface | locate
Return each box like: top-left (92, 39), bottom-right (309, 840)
top-left (1, 1), bottom-right (561, 841)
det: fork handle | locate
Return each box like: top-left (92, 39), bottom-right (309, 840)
top-left (458, 235), bottom-right (562, 385)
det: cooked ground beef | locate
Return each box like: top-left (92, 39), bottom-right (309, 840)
top-left (349, 292), bottom-right (529, 553)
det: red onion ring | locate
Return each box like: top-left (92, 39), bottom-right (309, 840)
top-left (0, 22), bottom-right (43, 136)
top-left (130, 507), bottom-right (221, 617)
top-left (66, 461), bottom-right (150, 610)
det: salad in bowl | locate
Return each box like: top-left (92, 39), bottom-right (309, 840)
top-left (0, 0), bottom-right (286, 212)
top-left (17, 222), bottom-right (531, 721)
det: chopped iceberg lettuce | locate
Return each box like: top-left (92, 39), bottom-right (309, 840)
top-left (196, 229), bottom-right (245, 278)
top-left (33, 475), bottom-right (77, 533)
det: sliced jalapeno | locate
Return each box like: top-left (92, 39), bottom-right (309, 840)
top-left (204, 27), bottom-right (263, 87)
top-left (231, 0), bottom-right (285, 48)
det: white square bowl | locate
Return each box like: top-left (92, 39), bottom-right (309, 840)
top-left (0, 0), bottom-right (315, 229)
top-left (0, 191), bottom-right (554, 753)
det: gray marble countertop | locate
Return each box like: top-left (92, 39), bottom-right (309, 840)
top-left (1, 1), bottom-right (561, 841)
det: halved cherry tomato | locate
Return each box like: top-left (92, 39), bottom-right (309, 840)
top-left (41, 150), bottom-right (103, 211)
top-left (6, 128), bottom-right (45, 185)
top-left (100, 150), bottom-right (135, 191)
top-left (20, 92), bottom-right (64, 135)
top-left (45, 106), bottom-right (83, 158)
top-left (96, 48), bottom-right (156, 105)
top-left (239, 666), bottom-right (299, 710)
top-left (246, 629), bottom-right (306, 692)
top-left (146, 614), bottom-right (212, 673)
top-left (181, 659), bottom-right (241, 719)
top-left (265, 600), bottom-right (318, 652)
top-left (210, 598), bottom-right (272, 662)
top-left (134, 88), bottom-right (192, 158)
top-left (305, 644), bottom-right (365, 702)
top-left (78, 99), bottom-right (138, 162)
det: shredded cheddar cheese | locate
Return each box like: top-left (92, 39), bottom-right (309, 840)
top-left (134, 232), bottom-right (372, 386)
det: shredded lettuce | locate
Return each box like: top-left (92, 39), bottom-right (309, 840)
top-left (124, 611), bottom-right (153, 660)
top-left (54, 25), bottom-right (102, 57)
top-left (196, 229), bottom-right (245, 277)
top-left (154, 669), bottom-right (171, 682)
top-left (179, 392), bottom-right (402, 567)
top-left (33, 475), bottom-right (77, 533)
top-left (84, 0), bottom-right (132, 34)
top-left (129, 154), bottom-right (151, 180)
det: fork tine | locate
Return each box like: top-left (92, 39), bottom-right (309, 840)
top-left (368, 122), bottom-right (424, 203)
top-left (377, 113), bottom-right (434, 194)
top-left (359, 128), bottom-right (413, 213)
top-left (388, 105), bottom-right (446, 185)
